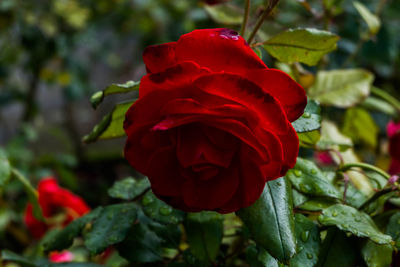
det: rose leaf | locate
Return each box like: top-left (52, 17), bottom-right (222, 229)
top-left (108, 177), bottom-right (150, 200)
top-left (90, 80), bottom-right (139, 109)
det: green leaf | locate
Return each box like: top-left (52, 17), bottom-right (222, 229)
top-left (245, 244), bottom-right (280, 267)
top-left (361, 240), bottom-right (392, 267)
top-left (237, 177), bottom-right (296, 263)
top-left (290, 214), bottom-right (321, 267)
top-left (117, 223), bottom-right (163, 263)
top-left (298, 198), bottom-right (337, 211)
top-left (292, 100), bottom-right (321, 133)
top-left (185, 211), bottom-right (223, 262)
top-left (353, 1), bottom-right (381, 35)
top-left (361, 97), bottom-right (398, 117)
top-left (318, 204), bottom-right (392, 244)
top-left (141, 190), bottom-right (185, 224)
top-left (342, 107), bottom-right (378, 148)
top-left (90, 80), bottom-right (139, 109)
top-left (298, 131), bottom-right (321, 148)
top-left (0, 149), bottom-right (11, 187)
top-left (43, 207), bottom-right (103, 253)
top-left (108, 177), bottom-right (150, 200)
top-left (263, 28), bottom-right (339, 66)
top-left (83, 101), bottom-right (133, 143)
top-left (317, 120), bottom-right (353, 151)
top-left (1, 250), bottom-right (36, 267)
top-left (386, 212), bottom-right (400, 248)
top-left (204, 3), bottom-right (243, 25)
top-left (149, 222), bottom-right (182, 249)
top-left (308, 69), bottom-right (374, 108)
top-left (287, 158), bottom-right (341, 199)
top-left (84, 203), bottom-right (137, 254)
top-left (316, 228), bottom-right (359, 267)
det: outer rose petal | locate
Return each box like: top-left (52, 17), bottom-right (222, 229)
top-left (245, 69), bottom-right (307, 122)
top-left (389, 134), bottom-right (400, 160)
top-left (143, 42), bottom-right (177, 73)
top-left (387, 120), bottom-right (400, 138)
top-left (175, 28), bottom-right (266, 73)
top-left (275, 123), bottom-right (299, 176)
top-left (24, 204), bottom-right (48, 239)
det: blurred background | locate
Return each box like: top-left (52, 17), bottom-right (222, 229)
top-left (0, 0), bottom-right (399, 259)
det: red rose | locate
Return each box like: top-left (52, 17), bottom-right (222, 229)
top-left (124, 28), bottom-right (306, 213)
top-left (203, 0), bottom-right (230, 5)
top-left (388, 121), bottom-right (400, 175)
top-left (24, 177), bottom-right (90, 238)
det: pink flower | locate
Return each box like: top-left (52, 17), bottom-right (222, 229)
top-left (49, 251), bottom-right (74, 263)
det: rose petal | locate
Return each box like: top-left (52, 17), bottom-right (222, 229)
top-left (245, 69), bottom-right (307, 122)
top-left (176, 28), bottom-right (266, 73)
top-left (143, 42), bottom-right (177, 73)
top-left (276, 123), bottom-right (299, 176)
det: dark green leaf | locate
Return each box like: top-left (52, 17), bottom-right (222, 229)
top-left (84, 203), bottom-right (137, 254)
top-left (286, 158), bottom-right (341, 199)
top-left (117, 223), bottom-right (163, 263)
top-left (292, 100), bottom-right (321, 133)
top-left (83, 101), bottom-right (133, 143)
top-left (318, 204), bottom-right (392, 244)
top-left (90, 80), bottom-right (139, 109)
top-left (108, 177), bottom-right (150, 200)
top-left (263, 28), bottom-right (339, 66)
top-left (290, 214), bottom-right (321, 267)
top-left (245, 244), bottom-right (279, 267)
top-left (185, 211), bottom-right (223, 262)
top-left (361, 240), bottom-right (392, 267)
top-left (149, 222), bottom-right (181, 249)
top-left (0, 149), bottom-right (11, 187)
top-left (316, 228), bottom-right (358, 267)
top-left (43, 207), bottom-right (103, 253)
top-left (342, 107), bottom-right (378, 148)
top-left (308, 69), bottom-right (374, 108)
top-left (204, 3), bottom-right (243, 25)
top-left (298, 198), bottom-right (337, 211)
top-left (142, 190), bottom-right (185, 224)
top-left (237, 177), bottom-right (296, 263)
top-left (386, 212), bottom-right (400, 248)
top-left (1, 250), bottom-right (36, 267)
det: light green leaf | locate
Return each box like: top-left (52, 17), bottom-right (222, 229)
top-left (83, 101), bottom-right (133, 143)
top-left (204, 3), bottom-right (243, 25)
top-left (292, 100), bottom-right (321, 133)
top-left (287, 158), bottom-right (341, 199)
top-left (298, 131), bottom-right (321, 148)
top-left (353, 1), bottom-right (381, 35)
top-left (308, 69), bottom-right (374, 108)
top-left (263, 28), bottom-right (339, 66)
top-left (361, 240), bottom-right (392, 267)
top-left (142, 191), bottom-right (185, 224)
top-left (361, 97), bottom-right (398, 117)
top-left (290, 214), bottom-right (321, 267)
top-left (237, 177), bottom-right (296, 263)
top-left (90, 80), bottom-right (139, 109)
top-left (108, 177), bottom-right (150, 200)
top-left (185, 211), bottom-right (223, 262)
top-left (318, 204), bottom-right (392, 244)
top-left (85, 203), bottom-right (137, 254)
top-left (0, 149), bottom-right (11, 187)
top-left (386, 212), bottom-right (400, 249)
top-left (342, 107), bottom-right (378, 148)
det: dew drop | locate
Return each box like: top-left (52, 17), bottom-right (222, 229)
top-left (301, 231), bottom-right (310, 242)
top-left (311, 169), bottom-right (317, 174)
top-left (306, 253), bottom-right (313, 259)
top-left (332, 212), bottom-right (338, 217)
top-left (294, 169), bottom-right (303, 177)
top-left (142, 195), bottom-right (154, 206)
top-left (302, 112), bottom-right (311, 118)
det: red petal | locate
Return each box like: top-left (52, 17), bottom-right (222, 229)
top-left (139, 61), bottom-right (210, 98)
top-left (193, 73), bottom-right (289, 134)
top-left (175, 29), bottom-right (266, 73)
top-left (182, 162), bottom-right (240, 210)
top-left (143, 42), bottom-right (177, 73)
top-left (275, 123), bottom-right (299, 176)
top-left (217, 151), bottom-right (266, 213)
top-left (245, 69), bottom-right (307, 122)
top-left (24, 204), bottom-right (48, 239)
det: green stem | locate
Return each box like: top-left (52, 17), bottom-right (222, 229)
top-left (12, 169), bottom-right (38, 198)
top-left (338, 162), bottom-right (391, 180)
top-left (359, 187), bottom-right (394, 210)
top-left (247, 0), bottom-right (280, 44)
top-left (371, 86), bottom-right (400, 113)
top-left (240, 0), bottom-right (251, 37)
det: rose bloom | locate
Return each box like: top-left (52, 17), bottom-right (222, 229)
top-left (49, 251), bottom-right (75, 263)
top-left (388, 120), bottom-right (400, 175)
top-left (24, 177), bottom-right (90, 239)
top-left (124, 28), bottom-right (306, 213)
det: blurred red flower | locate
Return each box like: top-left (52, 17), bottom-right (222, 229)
top-left (49, 251), bottom-right (75, 263)
top-left (387, 120), bottom-right (400, 175)
top-left (24, 177), bottom-right (90, 239)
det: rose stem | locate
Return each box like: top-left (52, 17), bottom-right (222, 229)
top-left (239, 0), bottom-right (251, 37)
top-left (247, 0), bottom-right (280, 44)
top-left (338, 162), bottom-right (391, 180)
